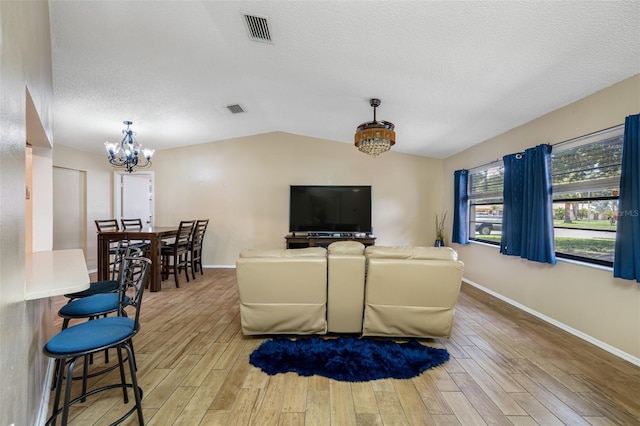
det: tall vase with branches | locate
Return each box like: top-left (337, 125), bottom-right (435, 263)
top-left (435, 212), bottom-right (447, 247)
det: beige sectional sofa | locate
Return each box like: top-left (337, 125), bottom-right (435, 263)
top-left (235, 242), bottom-right (464, 338)
top-left (362, 246), bottom-right (464, 338)
top-left (236, 247), bottom-right (328, 335)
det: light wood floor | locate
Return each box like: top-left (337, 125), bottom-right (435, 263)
top-left (49, 268), bottom-right (640, 425)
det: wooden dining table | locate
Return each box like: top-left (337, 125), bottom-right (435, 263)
top-left (97, 225), bottom-right (179, 292)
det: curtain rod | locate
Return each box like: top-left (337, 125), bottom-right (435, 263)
top-left (462, 122), bottom-right (624, 174)
top-left (550, 122), bottom-right (623, 148)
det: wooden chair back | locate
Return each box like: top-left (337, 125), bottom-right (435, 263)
top-left (175, 220), bottom-right (196, 252)
top-left (159, 221), bottom-right (195, 288)
top-left (95, 219), bottom-right (119, 232)
top-left (191, 219), bottom-right (209, 250)
top-left (121, 218), bottom-right (144, 230)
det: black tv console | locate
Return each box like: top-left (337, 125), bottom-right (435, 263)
top-left (306, 231), bottom-right (359, 238)
top-left (285, 232), bottom-right (376, 249)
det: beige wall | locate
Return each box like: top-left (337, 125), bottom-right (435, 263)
top-left (56, 132), bottom-right (443, 270)
top-left (153, 131), bottom-right (443, 266)
top-left (443, 74), bottom-right (640, 362)
top-left (0, 1), bottom-right (54, 425)
top-left (52, 144), bottom-right (114, 268)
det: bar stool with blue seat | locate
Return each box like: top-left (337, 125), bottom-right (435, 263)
top-left (59, 244), bottom-right (140, 328)
top-left (44, 255), bottom-right (151, 426)
top-left (52, 245), bottom-right (143, 393)
top-left (63, 238), bottom-right (131, 302)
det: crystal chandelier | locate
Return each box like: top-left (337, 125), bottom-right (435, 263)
top-left (354, 98), bottom-right (395, 157)
top-left (104, 121), bottom-right (155, 173)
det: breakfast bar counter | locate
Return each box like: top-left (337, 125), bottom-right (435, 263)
top-left (24, 249), bottom-right (90, 300)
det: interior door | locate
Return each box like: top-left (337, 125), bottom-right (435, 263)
top-left (53, 166), bottom-right (86, 251)
top-left (121, 174), bottom-right (152, 226)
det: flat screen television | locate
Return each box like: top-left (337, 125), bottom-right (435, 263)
top-left (289, 185), bottom-right (372, 233)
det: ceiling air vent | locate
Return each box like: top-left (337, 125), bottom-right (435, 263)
top-left (226, 104), bottom-right (245, 114)
top-left (243, 14), bottom-right (272, 43)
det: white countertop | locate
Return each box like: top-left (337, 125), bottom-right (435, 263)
top-left (25, 249), bottom-right (90, 300)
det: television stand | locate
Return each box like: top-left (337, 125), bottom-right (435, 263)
top-left (285, 233), bottom-right (376, 249)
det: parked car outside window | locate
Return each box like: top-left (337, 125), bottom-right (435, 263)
top-left (474, 215), bottom-right (502, 235)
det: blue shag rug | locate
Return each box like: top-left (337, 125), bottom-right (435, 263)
top-left (249, 337), bottom-right (449, 382)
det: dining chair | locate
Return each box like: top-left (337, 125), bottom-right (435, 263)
top-left (44, 255), bottom-right (151, 426)
top-left (188, 219), bottom-right (209, 279)
top-left (161, 220), bottom-right (195, 287)
top-left (120, 218), bottom-right (144, 229)
top-left (95, 219), bottom-right (123, 275)
top-left (95, 219), bottom-right (119, 233)
top-left (120, 218), bottom-right (151, 251)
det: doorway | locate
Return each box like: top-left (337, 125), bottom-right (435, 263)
top-left (114, 172), bottom-right (154, 226)
top-left (52, 166), bottom-right (87, 252)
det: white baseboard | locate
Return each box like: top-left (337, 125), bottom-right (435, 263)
top-left (462, 277), bottom-right (640, 368)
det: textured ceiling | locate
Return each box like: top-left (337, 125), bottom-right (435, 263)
top-left (49, 0), bottom-right (640, 159)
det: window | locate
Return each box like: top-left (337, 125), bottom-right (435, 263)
top-left (468, 162), bottom-right (504, 244)
top-left (551, 125), bottom-right (623, 266)
top-left (465, 125), bottom-right (623, 266)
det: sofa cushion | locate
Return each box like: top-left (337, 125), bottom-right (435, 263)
top-left (365, 246), bottom-right (458, 261)
top-left (239, 247), bottom-right (326, 258)
top-left (239, 303), bottom-right (327, 335)
top-left (362, 304), bottom-right (455, 338)
top-left (327, 241), bottom-right (366, 333)
top-left (327, 241), bottom-right (365, 255)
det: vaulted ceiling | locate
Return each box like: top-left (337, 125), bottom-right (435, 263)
top-left (49, 0), bottom-right (640, 159)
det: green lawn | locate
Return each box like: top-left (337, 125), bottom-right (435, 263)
top-left (475, 235), bottom-right (501, 243)
top-left (473, 234), bottom-right (614, 262)
top-left (555, 237), bottom-right (614, 253)
top-left (553, 219), bottom-right (616, 230)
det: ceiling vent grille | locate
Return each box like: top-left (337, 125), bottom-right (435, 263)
top-left (243, 14), bottom-right (271, 43)
top-left (226, 104), bottom-right (245, 114)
